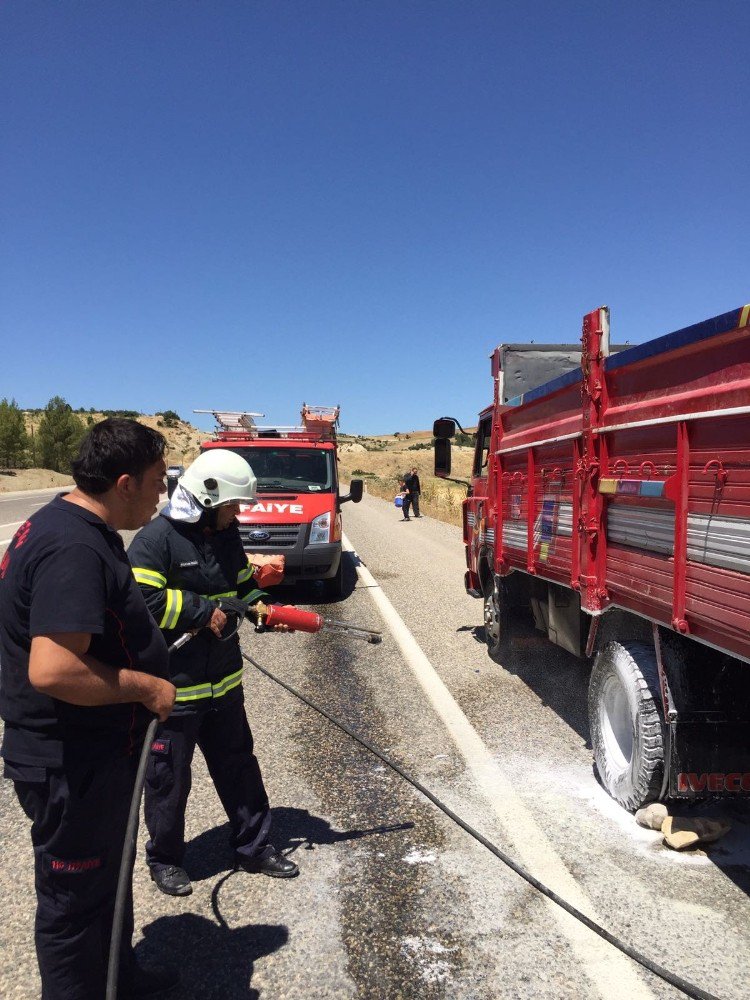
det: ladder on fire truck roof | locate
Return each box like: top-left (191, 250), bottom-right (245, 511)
top-left (194, 405), bottom-right (340, 441)
top-left (300, 404), bottom-right (340, 437)
top-left (193, 410), bottom-right (265, 433)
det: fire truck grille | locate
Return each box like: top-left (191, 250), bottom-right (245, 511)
top-left (239, 523), bottom-right (302, 548)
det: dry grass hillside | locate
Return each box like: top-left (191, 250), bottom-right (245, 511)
top-left (3, 415), bottom-right (475, 529)
top-left (338, 429), bottom-right (474, 526)
top-left (0, 413), bottom-right (209, 493)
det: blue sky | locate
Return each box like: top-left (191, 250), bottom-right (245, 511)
top-left (2, 1), bottom-right (748, 435)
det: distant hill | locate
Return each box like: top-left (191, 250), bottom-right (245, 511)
top-left (21, 411), bottom-right (207, 468)
top-left (5, 415), bottom-right (474, 527)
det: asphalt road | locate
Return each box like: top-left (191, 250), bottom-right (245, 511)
top-left (0, 488), bottom-right (63, 555)
top-left (1, 489), bottom-right (750, 999)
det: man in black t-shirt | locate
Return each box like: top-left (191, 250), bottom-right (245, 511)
top-left (0, 419), bottom-right (177, 1000)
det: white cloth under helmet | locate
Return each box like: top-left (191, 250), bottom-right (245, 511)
top-left (162, 482), bottom-right (205, 523)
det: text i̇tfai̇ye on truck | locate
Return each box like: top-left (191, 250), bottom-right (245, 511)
top-left (170, 405), bottom-right (363, 600)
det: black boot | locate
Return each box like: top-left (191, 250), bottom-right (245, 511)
top-left (235, 848), bottom-right (299, 878)
top-left (149, 865), bottom-right (193, 896)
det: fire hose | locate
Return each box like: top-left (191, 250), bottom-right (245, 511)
top-left (105, 632), bottom-right (192, 1000)
top-left (108, 602), bottom-right (719, 1000)
top-left (105, 601), bottom-right (381, 1000)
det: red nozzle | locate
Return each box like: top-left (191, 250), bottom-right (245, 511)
top-left (263, 604), bottom-right (324, 633)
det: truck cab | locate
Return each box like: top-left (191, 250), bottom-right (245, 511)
top-left (192, 406), bottom-right (363, 599)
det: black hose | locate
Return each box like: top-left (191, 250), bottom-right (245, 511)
top-left (105, 716), bottom-right (159, 1000)
top-left (241, 649), bottom-right (724, 1000)
top-left (106, 633), bottom-right (193, 1000)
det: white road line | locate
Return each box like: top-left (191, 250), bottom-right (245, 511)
top-left (0, 506), bottom-right (48, 531)
top-left (0, 489), bottom-right (63, 502)
top-left (343, 534), bottom-right (654, 1000)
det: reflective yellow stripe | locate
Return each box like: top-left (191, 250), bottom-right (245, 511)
top-left (740, 304), bottom-right (750, 328)
top-left (158, 590), bottom-right (173, 628)
top-left (212, 669), bottom-right (243, 698)
top-left (236, 566), bottom-right (255, 585)
top-left (174, 669), bottom-right (243, 703)
top-left (133, 568), bottom-right (167, 588)
top-left (158, 589), bottom-right (183, 630)
top-left (166, 589), bottom-right (183, 630)
top-left (200, 590), bottom-right (238, 600)
top-left (175, 682), bottom-right (212, 703)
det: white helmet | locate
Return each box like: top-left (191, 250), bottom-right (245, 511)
top-left (179, 449), bottom-right (257, 508)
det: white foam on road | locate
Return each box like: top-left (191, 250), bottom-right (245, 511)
top-left (343, 533), bottom-right (654, 1000)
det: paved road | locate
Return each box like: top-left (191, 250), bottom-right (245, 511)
top-left (1, 490), bottom-right (749, 998)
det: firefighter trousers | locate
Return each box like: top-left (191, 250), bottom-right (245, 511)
top-left (12, 753), bottom-right (140, 1000)
top-left (144, 695), bottom-right (272, 872)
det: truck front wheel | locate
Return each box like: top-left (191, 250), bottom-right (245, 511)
top-left (588, 641), bottom-right (666, 811)
top-left (322, 556), bottom-right (344, 601)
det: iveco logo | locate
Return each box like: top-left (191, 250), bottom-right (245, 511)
top-left (249, 530), bottom-right (271, 542)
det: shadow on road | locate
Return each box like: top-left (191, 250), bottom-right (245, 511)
top-left (185, 807), bottom-right (414, 880)
top-left (261, 550), bottom-right (359, 607)
top-left (136, 903), bottom-right (287, 999)
top-left (458, 617), bottom-right (593, 745)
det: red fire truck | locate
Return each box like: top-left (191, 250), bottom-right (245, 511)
top-left (190, 405), bottom-right (363, 599)
top-left (434, 304), bottom-right (750, 810)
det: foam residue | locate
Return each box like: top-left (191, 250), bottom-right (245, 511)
top-left (400, 936), bottom-right (455, 984)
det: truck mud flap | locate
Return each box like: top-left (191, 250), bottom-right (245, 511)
top-left (669, 720), bottom-right (750, 797)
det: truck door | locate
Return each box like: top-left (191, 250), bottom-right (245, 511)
top-left (466, 414), bottom-right (493, 591)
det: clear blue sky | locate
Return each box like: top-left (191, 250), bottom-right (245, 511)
top-left (2, 1), bottom-right (748, 435)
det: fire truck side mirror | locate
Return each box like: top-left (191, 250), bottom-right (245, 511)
top-left (434, 438), bottom-right (452, 478)
top-left (433, 418), bottom-right (456, 439)
top-left (166, 465), bottom-right (184, 499)
top-left (341, 479), bottom-right (364, 504)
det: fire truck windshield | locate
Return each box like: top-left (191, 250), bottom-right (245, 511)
top-left (223, 447), bottom-right (334, 493)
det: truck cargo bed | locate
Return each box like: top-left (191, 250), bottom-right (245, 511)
top-left (491, 305), bottom-right (750, 661)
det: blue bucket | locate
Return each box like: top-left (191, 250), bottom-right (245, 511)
top-left (394, 495), bottom-right (403, 508)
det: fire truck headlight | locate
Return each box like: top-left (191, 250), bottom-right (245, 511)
top-left (309, 511), bottom-right (331, 544)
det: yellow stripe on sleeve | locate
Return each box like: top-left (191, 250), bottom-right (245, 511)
top-left (132, 568), bottom-right (167, 588)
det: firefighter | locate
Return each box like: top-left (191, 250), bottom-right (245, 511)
top-left (0, 419), bottom-right (178, 1000)
top-left (128, 449), bottom-right (299, 897)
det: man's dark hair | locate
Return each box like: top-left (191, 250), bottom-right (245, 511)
top-left (72, 419), bottom-right (166, 495)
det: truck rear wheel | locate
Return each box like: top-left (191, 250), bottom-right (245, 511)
top-left (588, 641), bottom-right (665, 811)
top-left (483, 576), bottom-right (511, 665)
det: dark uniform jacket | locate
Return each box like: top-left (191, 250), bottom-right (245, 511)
top-left (128, 514), bottom-right (266, 715)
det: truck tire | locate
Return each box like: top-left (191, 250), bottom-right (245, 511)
top-left (483, 576), bottom-right (512, 665)
top-left (588, 641), bottom-right (665, 811)
top-left (323, 556), bottom-right (344, 601)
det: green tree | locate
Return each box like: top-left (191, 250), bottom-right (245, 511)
top-left (0, 398), bottom-right (29, 467)
top-left (157, 409), bottom-right (180, 428)
top-left (38, 396), bottom-right (85, 473)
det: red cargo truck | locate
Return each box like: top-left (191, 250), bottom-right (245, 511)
top-left (185, 405), bottom-right (362, 599)
top-left (435, 304), bottom-right (750, 810)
